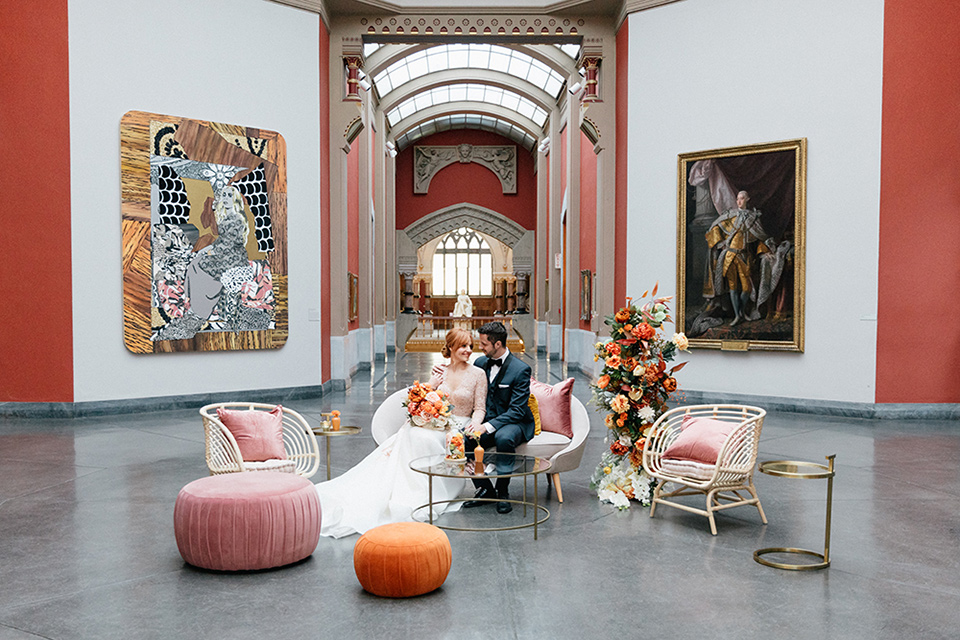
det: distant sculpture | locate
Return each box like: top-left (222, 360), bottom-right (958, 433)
top-left (452, 290), bottom-right (473, 318)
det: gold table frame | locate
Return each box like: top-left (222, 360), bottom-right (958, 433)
top-left (310, 425), bottom-right (361, 481)
top-left (754, 455), bottom-right (835, 571)
top-left (410, 453), bottom-right (552, 540)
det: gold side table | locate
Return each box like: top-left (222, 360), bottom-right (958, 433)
top-left (754, 455), bottom-right (835, 571)
top-left (311, 425), bottom-right (361, 480)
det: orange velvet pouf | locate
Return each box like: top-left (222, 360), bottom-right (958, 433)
top-left (353, 522), bottom-right (452, 597)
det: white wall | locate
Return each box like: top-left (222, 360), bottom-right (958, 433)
top-left (626, 0), bottom-right (884, 403)
top-left (69, 0), bottom-right (322, 401)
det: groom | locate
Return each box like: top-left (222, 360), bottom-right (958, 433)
top-left (463, 321), bottom-right (535, 514)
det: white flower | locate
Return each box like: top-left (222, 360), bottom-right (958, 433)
top-left (618, 434), bottom-right (632, 447)
top-left (637, 406), bottom-right (656, 422)
top-left (633, 364), bottom-right (644, 377)
top-left (598, 488), bottom-right (630, 509)
top-left (672, 332), bottom-right (689, 350)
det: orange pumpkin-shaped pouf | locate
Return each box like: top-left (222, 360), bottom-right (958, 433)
top-left (353, 522), bottom-right (452, 597)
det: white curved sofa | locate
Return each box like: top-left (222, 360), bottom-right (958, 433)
top-left (372, 386), bottom-right (590, 502)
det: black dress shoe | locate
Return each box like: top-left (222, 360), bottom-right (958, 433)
top-left (496, 492), bottom-right (513, 514)
top-left (463, 486), bottom-right (496, 508)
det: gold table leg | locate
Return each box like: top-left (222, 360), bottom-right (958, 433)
top-left (325, 436), bottom-right (332, 481)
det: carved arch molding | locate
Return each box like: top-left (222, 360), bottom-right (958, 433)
top-left (403, 202), bottom-right (527, 248)
top-left (414, 145), bottom-right (517, 194)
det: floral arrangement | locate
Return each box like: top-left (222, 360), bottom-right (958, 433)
top-left (589, 285), bottom-right (689, 509)
top-left (403, 381), bottom-right (453, 431)
top-left (445, 430), bottom-right (466, 460)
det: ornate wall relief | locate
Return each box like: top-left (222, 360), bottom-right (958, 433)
top-left (414, 144), bottom-right (517, 194)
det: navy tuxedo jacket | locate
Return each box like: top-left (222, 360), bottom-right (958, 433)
top-left (474, 352), bottom-right (536, 443)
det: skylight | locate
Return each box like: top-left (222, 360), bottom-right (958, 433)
top-left (394, 115), bottom-right (537, 152)
top-left (374, 44), bottom-right (565, 99)
top-left (386, 83), bottom-right (548, 128)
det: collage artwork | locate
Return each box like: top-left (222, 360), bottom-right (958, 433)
top-left (121, 111), bottom-right (288, 353)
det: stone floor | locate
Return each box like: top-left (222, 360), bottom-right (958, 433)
top-left (1, 352), bottom-right (958, 639)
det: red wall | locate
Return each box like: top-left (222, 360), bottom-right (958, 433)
top-left (320, 20), bottom-right (331, 382)
top-left (0, 1), bottom-right (74, 402)
top-left (579, 131), bottom-right (597, 330)
top-left (395, 129), bottom-right (537, 231)
top-left (615, 20), bottom-right (629, 308)
top-left (876, 0), bottom-right (960, 403)
top-left (347, 139), bottom-right (360, 330)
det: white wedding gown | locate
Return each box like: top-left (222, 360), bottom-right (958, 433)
top-left (315, 366), bottom-right (488, 538)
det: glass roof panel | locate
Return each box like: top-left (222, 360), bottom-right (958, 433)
top-left (393, 115), bottom-right (537, 152)
top-left (373, 44), bottom-right (566, 100)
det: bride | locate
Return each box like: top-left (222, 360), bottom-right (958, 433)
top-left (315, 327), bottom-right (487, 538)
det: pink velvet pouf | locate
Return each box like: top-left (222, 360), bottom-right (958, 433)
top-left (174, 472), bottom-right (321, 571)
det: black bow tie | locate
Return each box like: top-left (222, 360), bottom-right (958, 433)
top-left (489, 357), bottom-right (504, 368)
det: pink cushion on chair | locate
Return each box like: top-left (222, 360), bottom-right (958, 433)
top-left (174, 472), bottom-right (321, 571)
top-left (662, 415), bottom-right (736, 464)
top-left (217, 405), bottom-right (287, 462)
top-left (530, 378), bottom-right (575, 438)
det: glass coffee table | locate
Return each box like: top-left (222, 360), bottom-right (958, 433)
top-left (410, 452), bottom-right (552, 540)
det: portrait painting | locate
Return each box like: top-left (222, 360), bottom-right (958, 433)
top-left (121, 111), bottom-right (288, 353)
top-left (676, 139), bottom-right (806, 352)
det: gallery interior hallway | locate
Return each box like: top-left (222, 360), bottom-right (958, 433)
top-left (0, 352), bottom-right (957, 639)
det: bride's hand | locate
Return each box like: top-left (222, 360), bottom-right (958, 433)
top-left (427, 364), bottom-right (446, 389)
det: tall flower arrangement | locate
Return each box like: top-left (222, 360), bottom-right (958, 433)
top-left (589, 285), bottom-right (689, 509)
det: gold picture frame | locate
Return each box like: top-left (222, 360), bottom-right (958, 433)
top-left (580, 269), bottom-right (592, 321)
top-left (677, 138), bottom-right (806, 352)
top-left (348, 272), bottom-right (359, 322)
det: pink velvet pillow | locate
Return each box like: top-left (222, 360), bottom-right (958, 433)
top-left (216, 405), bottom-right (287, 462)
top-left (662, 415), bottom-right (735, 464)
top-left (530, 378), bottom-right (575, 438)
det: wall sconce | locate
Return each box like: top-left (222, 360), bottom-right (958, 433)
top-left (568, 81), bottom-right (583, 95)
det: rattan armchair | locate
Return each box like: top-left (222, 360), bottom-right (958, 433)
top-left (199, 402), bottom-right (321, 479)
top-left (642, 404), bottom-right (767, 535)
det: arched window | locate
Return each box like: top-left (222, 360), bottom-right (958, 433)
top-left (432, 228), bottom-right (492, 296)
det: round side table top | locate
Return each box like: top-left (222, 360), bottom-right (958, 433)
top-left (759, 460), bottom-right (834, 479)
top-left (311, 425), bottom-right (361, 436)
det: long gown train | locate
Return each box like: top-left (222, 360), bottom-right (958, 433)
top-left (315, 416), bottom-right (468, 538)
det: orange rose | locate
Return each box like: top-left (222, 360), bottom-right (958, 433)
top-left (617, 413), bottom-right (627, 427)
top-left (610, 440), bottom-right (629, 455)
top-left (623, 324), bottom-right (633, 333)
top-left (615, 308), bottom-right (632, 323)
top-left (606, 342), bottom-right (621, 355)
top-left (662, 377), bottom-right (677, 392)
top-left (597, 374), bottom-right (610, 389)
top-left (606, 355), bottom-right (622, 369)
top-left (632, 323), bottom-right (656, 341)
top-left (621, 357), bottom-right (637, 371)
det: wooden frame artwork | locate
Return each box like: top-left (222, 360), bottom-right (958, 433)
top-left (348, 272), bottom-right (359, 322)
top-left (121, 111), bottom-right (288, 353)
top-left (677, 138), bottom-right (806, 352)
top-left (580, 269), bottom-right (592, 322)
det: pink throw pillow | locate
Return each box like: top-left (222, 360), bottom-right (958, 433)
top-left (662, 415), bottom-right (735, 464)
top-left (216, 405), bottom-right (287, 462)
top-left (530, 378), bottom-right (575, 438)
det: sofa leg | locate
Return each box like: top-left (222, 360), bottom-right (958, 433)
top-left (552, 474), bottom-right (563, 503)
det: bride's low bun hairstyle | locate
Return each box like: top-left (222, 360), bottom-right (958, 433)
top-left (442, 327), bottom-right (473, 358)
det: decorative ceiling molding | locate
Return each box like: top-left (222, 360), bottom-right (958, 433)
top-left (347, 0), bottom-right (601, 15)
top-left (390, 102), bottom-right (541, 143)
top-left (404, 202), bottom-right (527, 248)
top-left (414, 144), bottom-right (517, 193)
top-left (617, 0), bottom-right (686, 29)
top-left (266, 0), bottom-right (331, 28)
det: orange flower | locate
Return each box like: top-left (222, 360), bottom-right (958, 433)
top-left (632, 323), bottom-right (655, 341)
top-left (606, 342), bottom-right (621, 356)
top-left (662, 377), bottom-right (677, 392)
top-left (606, 355), bottom-right (622, 369)
top-left (621, 357), bottom-right (637, 372)
top-left (623, 324), bottom-right (633, 333)
top-left (610, 440), bottom-right (629, 455)
top-left (597, 374), bottom-right (610, 389)
top-left (628, 447), bottom-right (644, 469)
top-left (615, 308), bottom-right (632, 323)
top-left (604, 413), bottom-right (615, 427)
top-left (617, 413), bottom-right (627, 427)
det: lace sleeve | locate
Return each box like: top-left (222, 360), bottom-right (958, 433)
top-left (471, 367), bottom-right (487, 426)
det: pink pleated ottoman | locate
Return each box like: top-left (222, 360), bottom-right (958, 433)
top-left (174, 472), bottom-right (321, 571)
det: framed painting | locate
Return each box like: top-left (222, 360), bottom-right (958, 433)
top-left (348, 272), bottom-right (359, 322)
top-left (676, 138), bottom-right (806, 352)
top-left (580, 269), bottom-right (592, 321)
top-left (121, 111), bottom-right (288, 353)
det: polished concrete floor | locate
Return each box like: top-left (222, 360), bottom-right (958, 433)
top-left (1, 353), bottom-right (958, 639)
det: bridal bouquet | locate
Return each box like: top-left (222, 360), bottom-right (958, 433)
top-left (589, 284), bottom-right (689, 509)
top-left (403, 381), bottom-right (453, 431)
